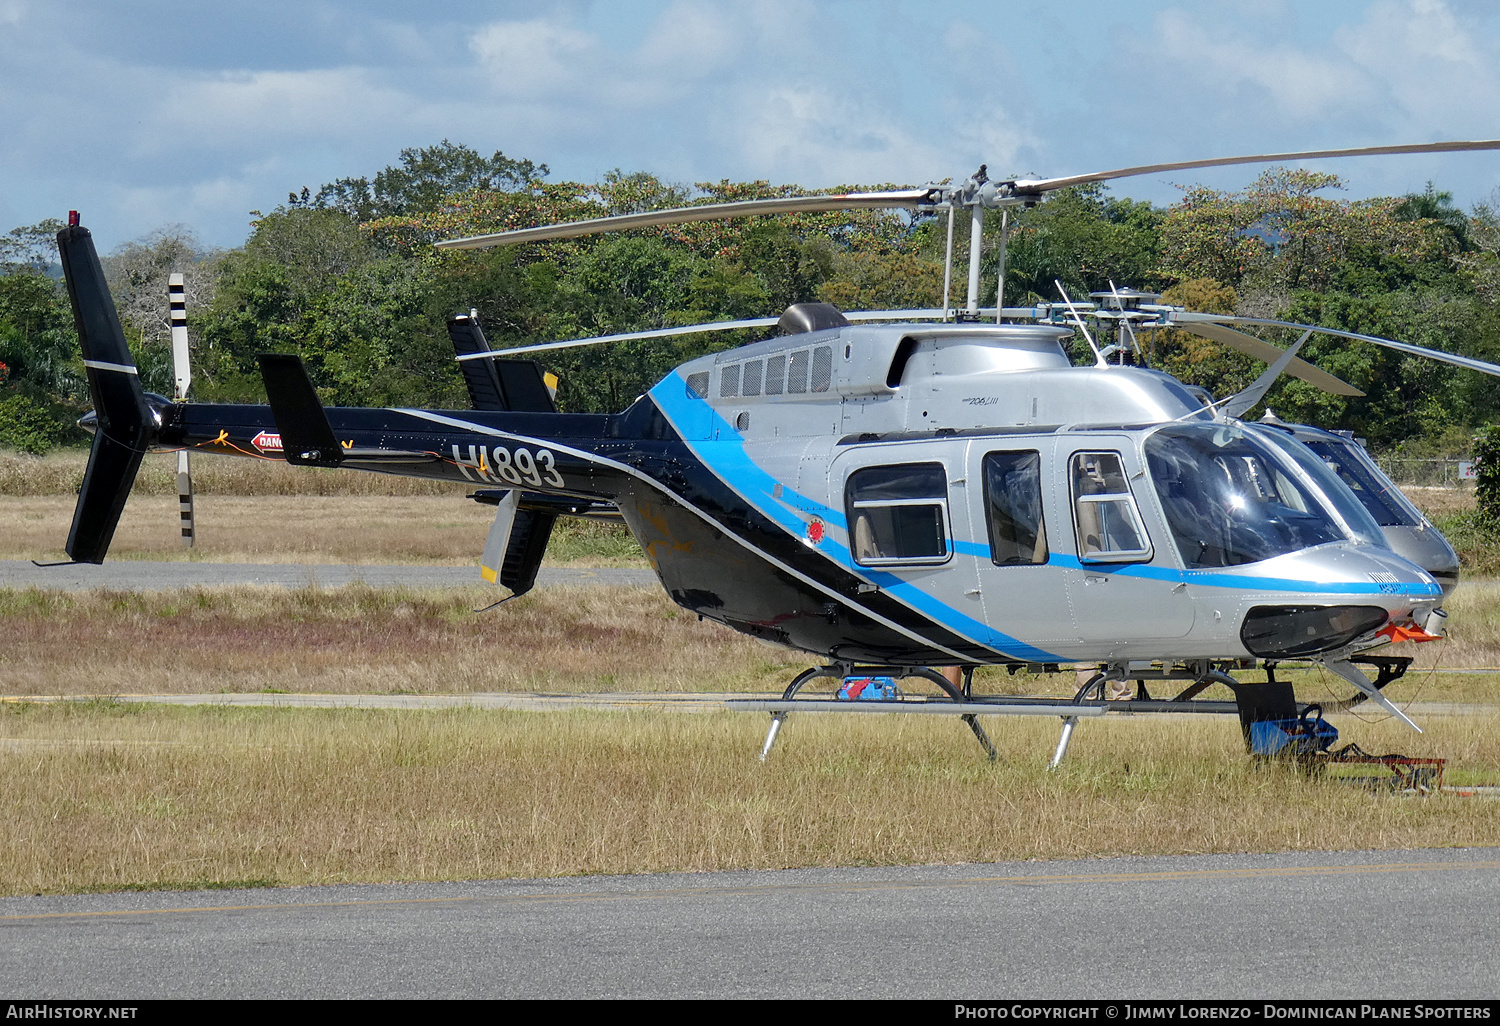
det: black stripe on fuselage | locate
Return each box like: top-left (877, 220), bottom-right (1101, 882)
top-left (162, 398), bottom-right (1011, 664)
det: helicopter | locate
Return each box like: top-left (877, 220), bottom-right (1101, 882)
top-left (51, 140), bottom-right (1500, 764)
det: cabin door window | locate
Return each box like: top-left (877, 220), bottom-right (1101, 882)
top-left (845, 462), bottom-right (952, 566)
top-left (1070, 451), bottom-right (1152, 563)
top-left (982, 451), bottom-right (1048, 565)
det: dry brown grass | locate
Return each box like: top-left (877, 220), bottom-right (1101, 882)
top-left (1, 702), bottom-right (1494, 895)
top-left (4, 494), bottom-right (498, 565)
top-left (1405, 486), bottom-right (1475, 521)
top-left (1, 467), bottom-right (643, 566)
top-left (0, 585), bottom-right (807, 696)
top-left (3, 583), bottom-right (1494, 711)
top-left (0, 450), bottom-right (470, 497)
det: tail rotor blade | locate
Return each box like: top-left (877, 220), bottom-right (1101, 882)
top-left (169, 272), bottom-right (194, 548)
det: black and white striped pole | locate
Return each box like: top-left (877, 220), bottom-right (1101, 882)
top-left (169, 273), bottom-right (194, 548)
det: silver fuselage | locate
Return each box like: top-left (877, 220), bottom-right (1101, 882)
top-left (635, 323), bottom-right (1442, 665)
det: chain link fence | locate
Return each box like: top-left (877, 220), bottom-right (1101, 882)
top-left (1372, 458), bottom-right (1475, 488)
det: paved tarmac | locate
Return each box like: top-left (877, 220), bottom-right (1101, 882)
top-left (2, 848), bottom-right (1498, 999)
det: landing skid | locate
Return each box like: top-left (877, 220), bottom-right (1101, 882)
top-left (756, 663), bottom-right (999, 762)
top-left (730, 657), bottom-right (1414, 768)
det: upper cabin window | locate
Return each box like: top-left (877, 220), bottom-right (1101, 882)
top-left (846, 463), bottom-right (951, 566)
top-left (765, 355), bottom-right (786, 395)
top-left (810, 346), bottom-right (833, 392)
top-left (787, 350), bottom-right (810, 394)
top-left (719, 364), bottom-right (740, 398)
top-left (1071, 451), bottom-right (1152, 562)
top-left (983, 451), bottom-right (1048, 566)
top-left (742, 360), bottom-right (764, 397)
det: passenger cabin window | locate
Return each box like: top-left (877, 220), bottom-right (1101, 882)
top-left (983, 451), bottom-right (1048, 565)
top-left (846, 463), bottom-right (951, 566)
top-left (1071, 452), bottom-right (1152, 562)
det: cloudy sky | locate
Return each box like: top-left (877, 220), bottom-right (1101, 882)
top-left (4, 0), bottom-right (1500, 251)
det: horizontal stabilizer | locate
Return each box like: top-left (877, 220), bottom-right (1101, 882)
top-left (256, 353), bottom-right (439, 466)
top-left (257, 354), bottom-right (343, 465)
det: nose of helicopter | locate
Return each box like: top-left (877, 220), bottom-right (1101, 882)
top-left (1235, 544), bottom-right (1442, 660)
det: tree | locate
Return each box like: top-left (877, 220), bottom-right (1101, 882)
top-left (1159, 168), bottom-right (1441, 301)
top-left (999, 185), bottom-right (1166, 306)
top-left (1394, 182), bottom-right (1470, 252)
top-left (104, 225), bottom-right (217, 352)
top-left (313, 141), bottom-right (548, 223)
top-left (0, 219), bottom-right (65, 275)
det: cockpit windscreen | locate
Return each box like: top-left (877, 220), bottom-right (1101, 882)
top-left (1146, 425), bottom-right (1345, 568)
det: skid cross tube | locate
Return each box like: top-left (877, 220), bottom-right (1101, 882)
top-left (752, 664), bottom-right (1000, 761)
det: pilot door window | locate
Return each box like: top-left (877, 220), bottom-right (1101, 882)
top-left (982, 451), bottom-right (1048, 565)
top-left (1070, 452), bottom-right (1152, 563)
top-left (845, 463), bottom-right (951, 566)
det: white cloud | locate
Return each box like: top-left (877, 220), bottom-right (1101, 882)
top-left (1335, 0), bottom-right (1500, 125)
top-left (470, 18), bottom-right (607, 100)
top-left (1147, 7), bottom-right (1375, 121)
top-left (146, 68), bottom-right (421, 151)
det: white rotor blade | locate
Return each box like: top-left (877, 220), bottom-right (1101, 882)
top-left (456, 317), bottom-right (779, 358)
top-left (1220, 331), bottom-right (1310, 420)
top-left (1172, 321), bottom-right (1364, 397)
top-left (455, 309), bottom-right (965, 359)
top-left (436, 189), bottom-right (935, 251)
top-left (1178, 312), bottom-right (1500, 379)
top-left (1013, 139), bottom-right (1500, 195)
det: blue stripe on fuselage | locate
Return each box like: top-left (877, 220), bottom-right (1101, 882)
top-left (649, 375), bottom-right (1065, 662)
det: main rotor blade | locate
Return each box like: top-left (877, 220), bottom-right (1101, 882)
top-left (1013, 139), bottom-right (1500, 195)
top-left (1172, 321), bottom-right (1364, 397)
top-left (455, 309), bottom-right (957, 359)
top-left (1220, 331), bottom-right (1311, 419)
top-left (456, 317), bottom-right (782, 358)
top-left (1180, 313), bottom-right (1500, 379)
top-left (436, 189), bottom-right (935, 251)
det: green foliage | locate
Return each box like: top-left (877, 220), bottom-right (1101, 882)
top-left (311, 140), bottom-right (547, 223)
top-left (0, 393), bottom-right (71, 453)
top-left (1160, 168), bottom-right (1440, 296)
top-left (1001, 185), bottom-right (1167, 304)
top-left (0, 219), bottom-right (65, 275)
top-left (0, 269), bottom-right (88, 441)
top-left (1473, 424), bottom-right (1500, 529)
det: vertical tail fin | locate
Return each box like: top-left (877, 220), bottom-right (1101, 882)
top-left (447, 312), bottom-right (558, 413)
top-left (56, 222), bottom-right (156, 563)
